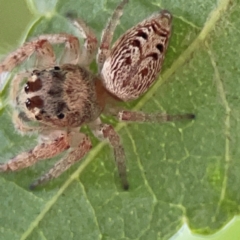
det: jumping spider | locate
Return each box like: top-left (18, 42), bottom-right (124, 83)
top-left (0, 0), bottom-right (194, 190)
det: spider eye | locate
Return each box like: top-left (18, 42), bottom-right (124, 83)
top-left (35, 115), bottom-right (42, 120)
top-left (25, 96), bottom-right (44, 110)
top-left (24, 79), bottom-right (42, 93)
top-left (54, 66), bottom-right (60, 70)
top-left (57, 113), bottom-right (65, 119)
top-left (24, 83), bottom-right (29, 93)
top-left (25, 98), bottom-right (31, 109)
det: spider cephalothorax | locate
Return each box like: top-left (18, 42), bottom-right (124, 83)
top-left (17, 65), bottom-right (103, 128)
top-left (0, 0), bottom-right (194, 190)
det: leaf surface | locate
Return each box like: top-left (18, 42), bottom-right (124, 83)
top-left (0, 0), bottom-right (239, 239)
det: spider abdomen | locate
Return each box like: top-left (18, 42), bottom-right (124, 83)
top-left (101, 10), bottom-right (172, 101)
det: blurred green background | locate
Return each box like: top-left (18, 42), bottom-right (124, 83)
top-left (0, 0), bottom-right (33, 55)
top-left (1, 0), bottom-right (240, 240)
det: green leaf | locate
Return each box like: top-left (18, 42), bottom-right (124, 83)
top-left (0, 0), bottom-right (240, 239)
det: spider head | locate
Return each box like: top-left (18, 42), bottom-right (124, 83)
top-left (17, 64), bottom-right (102, 128)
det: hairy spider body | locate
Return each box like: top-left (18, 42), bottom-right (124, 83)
top-left (19, 65), bottom-right (103, 128)
top-left (0, 0), bottom-right (194, 190)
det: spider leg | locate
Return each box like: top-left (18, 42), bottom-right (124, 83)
top-left (0, 131), bottom-right (70, 172)
top-left (10, 71), bottom-right (31, 104)
top-left (0, 39), bottom-right (56, 72)
top-left (90, 118), bottom-right (128, 190)
top-left (67, 16), bottom-right (98, 66)
top-left (37, 34), bottom-right (81, 65)
top-left (29, 133), bottom-right (92, 189)
top-left (0, 33), bottom-right (85, 72)
top-left (97, 0), bottom-right (129, 72)
top-left (118, 110), bottom-right (195, 123)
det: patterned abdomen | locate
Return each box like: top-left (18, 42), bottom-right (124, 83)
top-left (101, 10), bottom-right (172, 101)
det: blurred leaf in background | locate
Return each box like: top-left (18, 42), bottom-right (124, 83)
top-left (0, 0), bottom-right (33, 55)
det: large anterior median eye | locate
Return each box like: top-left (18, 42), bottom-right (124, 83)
top-left (57, 113), bottom-right (65, 119)
top-left (24, 78), bottom-right (42, 94)
top-left (25, 96), bottom-right (44, 110)
top-left (54, 66), bottom-right (61, 70)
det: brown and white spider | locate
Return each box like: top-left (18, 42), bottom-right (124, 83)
top-left (0, 0), bottom-right (194, 190)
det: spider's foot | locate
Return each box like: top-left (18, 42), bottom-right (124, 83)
top-left (185, 113), bottom-right (195, 119)
top-left (120, 175), bottom-right (129, 191)
top-left (29, 176), bottom-right (47, 190)
top-left (29, 181), bottom-right (39, 190)
top-left (123, 182), bottom-right (129, 191)
top-left (65, 11), bottom-right (77, 19)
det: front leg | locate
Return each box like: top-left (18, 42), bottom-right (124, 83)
top-left (0, 131), bottom-right (70, 172)
top-left (0, 39), bottom-right (55, 72)
top-left (0, 130), bottom-right (92, 189)
top-left (0, 33), bottom-right (82, 72)
top-left (30, 132), bottom-right (92, 189)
